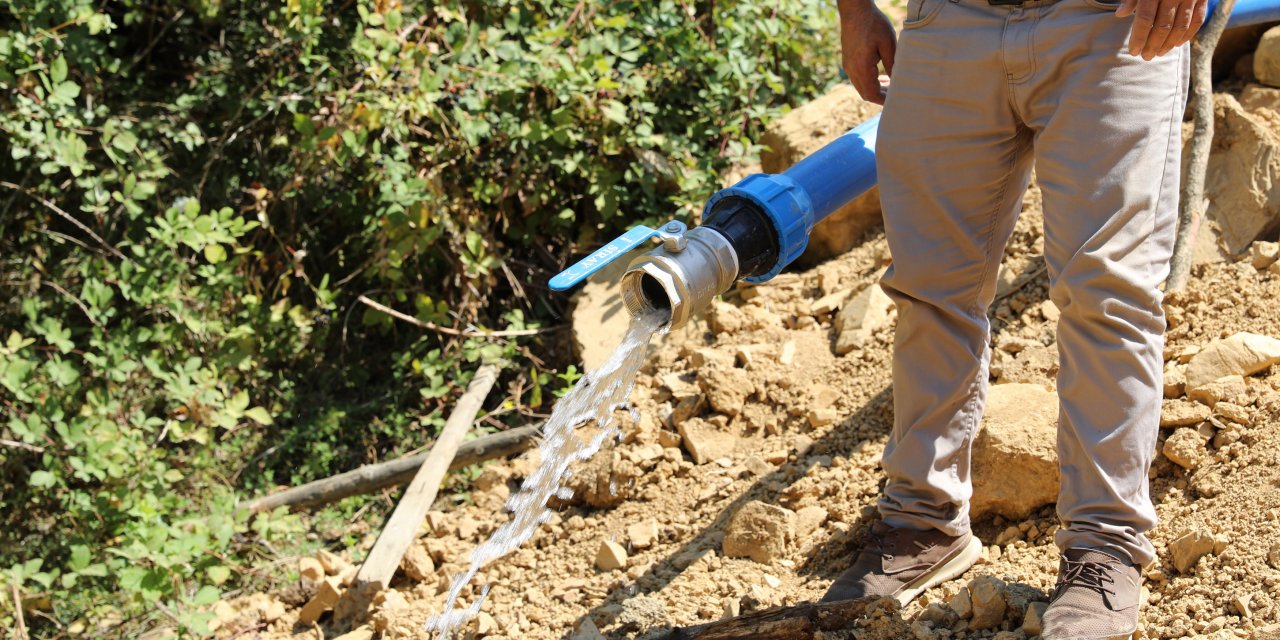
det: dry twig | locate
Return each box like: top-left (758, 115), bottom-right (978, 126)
top-left (1167, 0), bottom-right (1236, 291)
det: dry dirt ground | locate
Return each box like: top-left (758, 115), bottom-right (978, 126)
top-left (217, 201), bottom-right (1280, 639)
top-left (214, 101), bottom-right (1280, 640)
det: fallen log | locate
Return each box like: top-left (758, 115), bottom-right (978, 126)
top-left (239, 422), bottom-right (540, 514)
top-left (657, 597), bottom-right (881, 640)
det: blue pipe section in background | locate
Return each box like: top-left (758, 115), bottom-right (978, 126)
top-left (1213, 0), bottom-right (1280, 29)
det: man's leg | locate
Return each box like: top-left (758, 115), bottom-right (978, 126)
top-left (823, 0), bottom-right (1036, 604)
top-left (874, 0), bottom-right (1035, 538)
top-left (1019, 0), bottom-right (1188, 635)
top-left (1025, 0), bottom-right (1187, 573)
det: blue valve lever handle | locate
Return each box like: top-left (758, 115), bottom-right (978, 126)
top-left (548, 225), bottom-right (661, 292)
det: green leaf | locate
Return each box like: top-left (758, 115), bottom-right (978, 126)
top-left (50, 56), bottom-right (67, 83)
top-left (192, 585), bottom-right (220, 606)
top-left (244, 407), bottom-right (273, 425)
top-left (204, 243), bottom-right (227, 263)
top-left (69, 545), bottom-right (91, 571)
top-left (206, 565), bottom-right (231, 585)
top-left (111, 130), bottom-right (138, 153)
top-left (29, 470), bottom-right (56, 488)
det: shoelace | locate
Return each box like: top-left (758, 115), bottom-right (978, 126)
top-left (1055, 556), bottom-right (1118, 603)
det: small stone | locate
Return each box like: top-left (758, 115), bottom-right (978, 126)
top-left (810, 288), bottom-right (853, 316)
top-left (1233, 593), bottom-right (1254, 618)
top-left (1163, 428), bottom-right (1207, 470)
top-left (333, 627), bottom-right (374, 640)
top-left (744, 456), bottom-right (773, 477)
top-left (806, 407), bottom-right (839, 428)
top-left (571, 617), bottom-right (607, 640)
top-left (1169, 528), bottom-right (1217, 573)
top-left (1215, 401), bottom-right (1251, 425)
top-left (687, 347), bottom-right (732, 368)
top-left (627, 520), bottom-right (660, 550)
top-left (424, 511), bottom-right (450, 536)
top-left (457, 516), bottom-right (480, 540)
top-left (698, 367), bottom-right (754, 417)
top-left (723, 500), bottom-right (796, 564)
top-left (299, 557), bottom-right (325, 583)
top-left (918, 602), bottom-right (954, 626)
top-left (298, 576), bottom-right (343, 623)
top-left (476, 612), bottom-right (499, 636)
top-left (1164, 362), bottom-right (1187, 398)
top-left (1022, 601), bottom-right (1047, 635)
top-left (596, 540), bottom-right (628, 571)
top-left (811, 384), bottom-right (840, 409)
top-left (1249, 240), bottom-right (1280, 270)
top-left (678, 418), bottom-right (737, 465)
top-left (835, 284), bottom-right (895, 355)
top-left (997, 525), bottom-right (1022, 545)
top-left (400, 542), bottom-right (435, 582)
top-left (967, 575), bottom-right (1007, 630)
top-left (315, 549), bottom-right (351, 576)
top-left (735, 344), bottom-right (775, 366)
top-left (763, 574), bottom-right (782, 589)
top-left (1185, 332), bottom-right (1280, 389)
top-left (1268, 542), bottom-right (1280, 569)
top-left (1257, 27), bottom-right (1280, 87)
top-left (780, 341), bottom-right (796, 366)
top-left (658, 429), bottom-right (682, 449)
top-left (795, 506), bottom-right (829, 539)
top-left (722, 597), bottom-right (741, 619)
top-left (1039, 300), bottom-right (1061, 323)
top-left (1161, 399), bottom-right (1211, 427)
top-left (1188, 374), bottom-right (1249, 408)
top-left (949, 586), bottom-right (973, 619)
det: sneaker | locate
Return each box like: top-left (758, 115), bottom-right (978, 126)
top-left (820, 520), bottom-right (982, 605)
top-left (1041, 548), bottom-right (1142, 640)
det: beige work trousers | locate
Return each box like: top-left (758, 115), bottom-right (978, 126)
top-left (875, 0), bottom-right (1188, 566)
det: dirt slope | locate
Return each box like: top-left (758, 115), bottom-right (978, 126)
top-left (213, 166), bottom-right (1280, 639)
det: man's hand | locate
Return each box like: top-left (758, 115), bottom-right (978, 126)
top-left (1115, 0), bottom-right (1208, 60)
top-left (839, 0), bottom-right (898, 105)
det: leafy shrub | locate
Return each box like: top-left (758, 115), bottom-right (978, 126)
top-left (0, 0), bottom-right (836, 635)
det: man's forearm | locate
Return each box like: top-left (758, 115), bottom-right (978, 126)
top-left (838, 0), bottom-right (880, 19)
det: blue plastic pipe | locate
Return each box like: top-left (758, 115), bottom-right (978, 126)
top-left (1215, 0), bottom-right (1280, 28)
top-left (715, 0), bottom-right (1279, 283)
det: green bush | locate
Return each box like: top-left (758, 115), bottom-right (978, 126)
top-left (0, 0), bottom-right (836, 635)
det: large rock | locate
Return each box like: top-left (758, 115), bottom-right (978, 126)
top-left (723, 501), bottom-right (796, 564)
top-left (1186, 332), bottom-right (1280, 390)
top-left (971, 384), bottom-right (1060, 520)
top-left (760, 84), bottom-right (883, 268)
top-left (1191, 95), bottom-right (1280, 264)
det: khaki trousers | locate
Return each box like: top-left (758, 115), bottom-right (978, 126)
top-left (874, 0), bottom-right (1188, 565)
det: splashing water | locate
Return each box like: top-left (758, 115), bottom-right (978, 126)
top-left (426, 310), bottom-right (669, 637)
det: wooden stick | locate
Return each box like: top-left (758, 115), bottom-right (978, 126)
top-left (1167, 0), bottom-right (1235, 292)
top-left (657, 598), bottom-right (879, 640)
top-left (353, 363), bottom-right (501, 590)
top-left (239, 423), bottom-right (540, 514)
top-left (356, 295), bottom-right (556, 338)
top-left (12, 583), bottom-right (28, 640)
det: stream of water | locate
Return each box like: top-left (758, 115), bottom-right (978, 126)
top-left (426, 310), bottom-right (669, 638)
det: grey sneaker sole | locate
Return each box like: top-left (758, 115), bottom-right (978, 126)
top-left (893, 536), bottom-right (983, 606)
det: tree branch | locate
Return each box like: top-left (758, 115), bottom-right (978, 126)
top-left (1167, 0), bottom-right (1236, 292)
